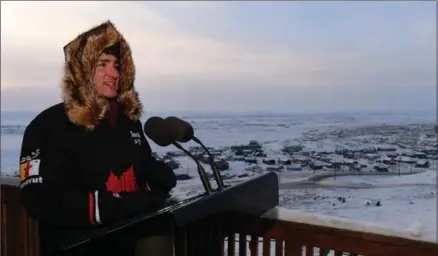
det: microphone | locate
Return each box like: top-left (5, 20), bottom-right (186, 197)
top-left (144, 117), bottom-right (213, 194)
top-left (144, 116), bottom-right (174, 147)
top-left (165, 116), bottom-right (226, 190)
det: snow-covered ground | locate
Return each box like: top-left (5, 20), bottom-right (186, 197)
top-left (280, 170), bottom-right (437, 240)
top-left (318, 169), bottom-right (437, 187)
top-left (1, 111), bottom-right (436, 245)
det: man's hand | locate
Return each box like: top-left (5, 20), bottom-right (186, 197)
top-left (147, 161), bottom-right (177, 192)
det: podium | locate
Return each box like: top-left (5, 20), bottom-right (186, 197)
top-left (55, 172), bottom-right (279, 255)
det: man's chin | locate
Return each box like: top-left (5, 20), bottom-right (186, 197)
top-left (96, 93), bottom-right (118, 101)
top-left (102, 91), bottom-right (118, 99)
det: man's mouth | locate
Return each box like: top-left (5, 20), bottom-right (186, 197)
top-left (104, 82), bottom-right (117, 89)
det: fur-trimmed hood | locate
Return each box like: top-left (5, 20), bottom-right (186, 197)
top-left (62, 20), bottom-right (142, 130)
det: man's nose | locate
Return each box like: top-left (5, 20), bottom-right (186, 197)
top-left (107, 66), bottom-right (120, 78)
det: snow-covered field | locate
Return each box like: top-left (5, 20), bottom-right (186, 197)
top-left (318, 169), bottom-right (436, 186)
top-left (1, 111), bottom-right (437, 243)
top-left (280, 170), bottom-right (437, 239)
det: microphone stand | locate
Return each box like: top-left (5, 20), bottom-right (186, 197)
top-left (192, 137), bottom-right (226, 190)
top-left (172, 142), bottom-right (213, 194)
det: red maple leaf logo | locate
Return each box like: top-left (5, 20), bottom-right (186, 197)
top-left (105, 165), bottom-right (138, 193)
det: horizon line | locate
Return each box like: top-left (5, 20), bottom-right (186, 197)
top-left (1, 109), bottom-right (435, 116)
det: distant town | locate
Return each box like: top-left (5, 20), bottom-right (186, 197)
top-left (153, 124), bottom-right (437, 181)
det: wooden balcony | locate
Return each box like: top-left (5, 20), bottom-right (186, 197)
top-left (2, 182), bottom-right (437, 256)
top-left (221, 209), bottom-right (438, 256)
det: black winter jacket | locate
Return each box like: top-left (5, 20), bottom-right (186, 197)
top-left (19, 103), bottom-right (176, 254)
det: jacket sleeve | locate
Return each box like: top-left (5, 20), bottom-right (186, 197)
top-left (136, 121), bottom-right (177, 192)
top-left (19, 119), bottom-right (170, 228)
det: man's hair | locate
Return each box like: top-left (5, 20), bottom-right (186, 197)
top-left (102, 43), bottom-right (121, 61)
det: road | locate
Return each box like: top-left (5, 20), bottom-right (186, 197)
top-left (279, 170), bottom-right (428, 190)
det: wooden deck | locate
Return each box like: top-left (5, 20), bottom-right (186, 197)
top-left (1, 182), bottom-right (437, 256)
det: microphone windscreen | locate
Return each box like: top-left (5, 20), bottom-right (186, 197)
top-left (165, 116), bottom-right (194, 143)
top-left (144, 117), bottom-right (174, 147)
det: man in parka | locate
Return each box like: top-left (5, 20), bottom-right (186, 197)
top-left (19, 20), bottom-right (176, 256)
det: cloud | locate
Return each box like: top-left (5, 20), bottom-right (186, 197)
top-left (2, 2), bottom-right (319, 89)
top-left (1, 1), bottom-right (436, 112)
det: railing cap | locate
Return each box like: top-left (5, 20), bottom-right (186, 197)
top-left (262, 207), bottom-right (436, 243)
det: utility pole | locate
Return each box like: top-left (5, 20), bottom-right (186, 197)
top-left (398, 160), bottom-right (401, 177)
top-left (333, 162), bottom-right (337, 180)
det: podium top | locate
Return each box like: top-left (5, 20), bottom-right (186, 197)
top-left (57, 172), bottom-right (278, 251)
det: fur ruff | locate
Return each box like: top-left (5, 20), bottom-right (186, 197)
top-left (62, 20), bottom-right (142, 130)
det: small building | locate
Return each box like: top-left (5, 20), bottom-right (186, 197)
top-left (244, 157), bottom-right (258, 164)
top-left (233, 156), bottom-right (245, 161)
top-left (309, 161), bottom-right (324, 170)
top-left (281, 144), bottom-right (304, 154)
top-left (266, 165), bottom-right (284, 172)
top-left (175, 174), bottom-right (192, 180)
top-left (263, 159), bottom-right (276, 165)
top-left (254, 152), bottom-right (267, 157)
top-left (365, 153), bottom-right (380, 160)
top-left (215, 159), bottom-right (230, 170)
top-left (415, 160), bottom-right (430, 168)
top-left (387, 153), bottom-right (398, 158)
top-left (376, 146), bottom-right (397, 152)
top-left (374, 164), bottom-right (389, 172)
top-left (245, 165), bottom-right (263, 173)
top-left (397, 156), bottom-right (417, 164)
top-left (286, 164), bottom-right (302, 171)
top-left (278, 159), bottom-right (292, 165)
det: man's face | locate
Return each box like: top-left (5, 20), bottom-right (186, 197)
top-left (93, 52), bottom-right (120, 98)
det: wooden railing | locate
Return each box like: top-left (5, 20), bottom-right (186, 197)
top-left (219, 213), bottom-right (438, 256)
top-left (2, 183), bottom-right (437, 256)
top-left (1, 184), bottom-right (40, 256)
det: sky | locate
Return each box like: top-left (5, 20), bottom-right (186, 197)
top-left (1, 1), bottom-right (436, 114)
